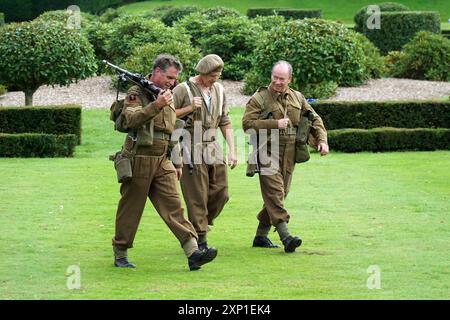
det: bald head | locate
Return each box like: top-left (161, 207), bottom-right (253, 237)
top-left (271, 60), bottom-right (292, 93)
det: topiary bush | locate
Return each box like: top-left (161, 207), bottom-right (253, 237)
top-left (198, 16), bottom-right (262, 80)
top-left (34, 9), bottom-right (96, 29)
top-left (362, 11), bottom-right (441, 54)
top-left (354, 33), bottom-right (385, 79)
top-left (243, 19), bottom-right (367, 97)
top-left (0, 20), bottom-right (97, 105)
top-left (389, 31), bottom-right (450, 81)
top-left (354, 2), bottom-right (410, 33)
top-left (252, 15), bottom-right (285, 32)
top-left (200, 7), bottom-right (241, 20)
top-left (247, 8), bottom-right (322, 19)
top-left (105, 16), bottom-right (190, 65)
top-left (122, 41), bottom-right (201, 83)
top-left (161, 6), bottom-right (200, 26)
top-left (0, 133), bottom-right (78, 157)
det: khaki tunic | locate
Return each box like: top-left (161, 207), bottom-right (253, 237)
top-left (242, 86), bottom-right (327, 226)
top-left (172, 80), bottom-right (231, 237)
top-left (112, 85), bottom-right (197, 250)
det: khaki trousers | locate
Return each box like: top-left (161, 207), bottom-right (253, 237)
top-left (112, 144), bottom-right (197, 250)
top-left (180, 162), bottom-right (229, 236)
top-left (257, 139), bottom-right (296, 226)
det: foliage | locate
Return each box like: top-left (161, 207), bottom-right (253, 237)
top-left (0, 84), bottom-right (6, 96)
top-left (174, 12), bottom-right (211, 47)
top-left (328, 128), bottom-right (450, 152)
top-left (383, 50), bottom-right (406, 76)
top-left (313, 100), bottom-right (450, 130)
top-left (354, 33), bottom-right (385, 79)
top-left (123, 41), bottom-right (201, 82)
top-left (389, 31), bottom-right (450, 81)
top-left (0, 20), bottom-right (97, 105)
top-left (198, 16), bottom-right (262, 80)
top-left (247, 8), bottom-right (322, 19)
top-left (252, 15), bottom-right (285, 32)
top-left (0, 105), bottom-right (82, 144)
top-left (0, 133), bottom-right (78, 157)
top-left (362, 11), bottom-right (441, 54)
top-left (243, 19), bottom-right (367, 97)
top-left (161, 6), bottom-right (200, 26)
top-left (301, 81), bottom-right (338, 99)
top-left (354, 2), bottom-right (410, 33)
top-left (105, 16), bottom-right (190, 65)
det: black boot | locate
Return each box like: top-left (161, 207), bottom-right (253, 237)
top-left (282, 236), bottom-right (302, 253)
top-left (188, 247), bottom-right (218, 271)
top-left (252, 236), bottom-right (280, 248)
top-left (114, 257), bottom-right (136, 268)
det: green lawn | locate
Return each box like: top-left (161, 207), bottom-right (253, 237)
top-left (0, 108), bottom-right (449, 299)
top-left (119, 0), bottom-right (450, 23)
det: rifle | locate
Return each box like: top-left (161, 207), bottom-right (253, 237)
top-left (103, 60), bottom-right (161, 96)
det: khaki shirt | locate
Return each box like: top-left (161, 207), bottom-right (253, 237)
top-left (172, 79), bottom-right (231, 132)
top-left (123, 85), bottom-right (176, 146)
top-left (242, 86), bottom-right (327, 146)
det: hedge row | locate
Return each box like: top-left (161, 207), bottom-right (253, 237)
top-left (328, 128), bottom-right (450, 152)
top-left (0, 105), bottom-right (82, 144)
top-left (313, 101), bottom-right (450, 130)
top-left (0, 133), bottom-right (78, 157)
top-left (0, 0), bottom-right (130, 22)
top-left (247, 8), bottom-right (322, 19)
top-left (361, 11), bottom-right (441, 54)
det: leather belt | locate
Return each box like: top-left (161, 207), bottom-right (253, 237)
top-left (280, 127), bottom-right (297, 136)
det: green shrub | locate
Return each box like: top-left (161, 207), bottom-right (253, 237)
top-left (354, 33), bottom-right (385, 79)
top-left (83, 21), bottom-right (112, 73)
top-left (328, 128), bottom-right (450, 152)
top-left (0, 105), bottom-right (82, 144)
top-left (302, 81), bottom-right (338, 99)
top-left (354, 2), bottom-right (409, 33)
top-left (243, 19), bottom-right (367, 97)
top-left (390, 31), bottom-right (450, 81)
top-left (199, 16), bottom-right (262, 80)
top-left (0, 84), bottom-right (6, 96)
top-left (200, 7), bottom-right (241, 20)
top-left (252, 15), bottom-right (285, 32)
top-left (0, 20), bottom-right (97, 106)
top-left (383, 51), bottom-right (406, 76)
top-left (362, 11), bottom-right (441, 54)
top-left (99, 8), bottom-right (124, 23)
top-left (105, 16), bottom-right (190, 64)
top-left (123, 41), bottom-right (201, 83)
top-left (313, 101), bottom-right (450, 130)
top-left (174, 12), bottom-right (211, 47)
top-left (247, 8), bottom-right (322, 19)
top-left (34, 10), bottom-right (96, 28)
top-left (161, 6), bottom-right (200, 26)
top-left (0, 12), bottom-right (4, 26)
top-left (0, 133), bottom-right (78, 157)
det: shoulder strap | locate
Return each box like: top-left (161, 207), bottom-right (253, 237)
top-left (216, 82), bottom-right (224, 116)
top-left (183, 81), bottom-right (194, 103)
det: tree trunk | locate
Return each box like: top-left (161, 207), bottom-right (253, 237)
top-left (24, 89), bottom-right (36, 106)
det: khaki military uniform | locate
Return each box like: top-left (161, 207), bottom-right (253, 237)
top-left (242, 86), bottom-right (327, 227)
top-left (112, 85), bottom-right (197, 251)
top-left (172, 79), bottom-right (231, 238)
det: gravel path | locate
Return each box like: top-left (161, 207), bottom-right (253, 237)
top-left (0, 76), bottom-right (449, 108)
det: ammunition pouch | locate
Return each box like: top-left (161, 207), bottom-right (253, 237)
top-left (295, 111), bottom-right (313, 163)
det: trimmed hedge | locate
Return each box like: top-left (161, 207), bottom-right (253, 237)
top-left (247, 8), bottom-right (322, 19)
top-left (313, 101), bottom-right (450, 130)
top-left (362, 11), bottom-right (441, 54)
top-left (328, 128), bottom-right (450, 152)
top-left (0, 0), bottom-right (130, 22)
top-left (0, 133), bottom-right (78, 157)
top-left (0, 105), bottom-right (82, 144)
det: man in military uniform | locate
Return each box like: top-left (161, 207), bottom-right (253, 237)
top-left (172, 54), bottom-right (237, 251)
top-left (112, 54), bottom-right (217, 270)
top-left (242, 60), bottom-right (329, 253)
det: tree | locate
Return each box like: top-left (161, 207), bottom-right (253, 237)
top-left (0, 20), bottom-right (97, 105)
